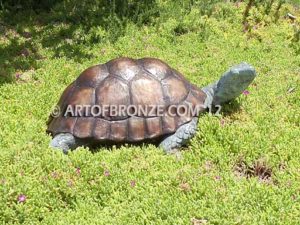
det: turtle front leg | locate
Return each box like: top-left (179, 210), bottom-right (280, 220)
top-left (202, 62), bottom-right (256, 107)
top-left (159, 117), bottom-right (198, 153)
top-left (50, 133), bottom-right (77, 154)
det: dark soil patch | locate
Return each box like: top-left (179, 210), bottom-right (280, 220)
top-left (235, 159), bottom-right (274, 183)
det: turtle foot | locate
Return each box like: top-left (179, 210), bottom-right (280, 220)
top-left (159, 117), bottom-right (198, 154)
top-left (50, 133), bottom-right (77, 154)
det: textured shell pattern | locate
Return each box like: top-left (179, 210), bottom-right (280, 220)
top-left (47, 57), bottom-right (207, 142)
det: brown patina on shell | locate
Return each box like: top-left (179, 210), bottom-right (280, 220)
top-left (47, 57), bottom-right (207, 143)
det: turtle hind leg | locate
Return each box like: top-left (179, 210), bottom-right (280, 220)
top-left (159, 117), bottom-right (198, 153)
top-left (50, 133), bottom-right (77, 154)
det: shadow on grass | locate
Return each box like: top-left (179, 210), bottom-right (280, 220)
top-left (221, 99), bottom-right (243, 116)
top-left (209, 99), bottom-right (242, 117)
top-left (0, 0), bottom-right (158, 85)
top-left (0, 20), bottom-right (44, 85)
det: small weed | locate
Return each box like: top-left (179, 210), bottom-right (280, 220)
top-left (235, 159), bottom-right (273, 182)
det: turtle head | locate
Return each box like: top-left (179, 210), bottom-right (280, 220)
top-left (230, 62), bottom-right (256, 84)
top-left (212, 62), bottom-right (257, 105)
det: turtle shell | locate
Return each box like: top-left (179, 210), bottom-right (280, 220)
top-left (47, 57), bottom-right (207, 143)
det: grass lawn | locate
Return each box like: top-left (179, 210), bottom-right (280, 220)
top-left (0, 1), bottom-right (300, 224)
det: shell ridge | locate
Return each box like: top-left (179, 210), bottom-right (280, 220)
top-left (160, 80), bottom-right (171, 106)
top-left (139, 60), bottom-right (161, 81)
top-left (72, 117), bottom-right (79, 136)
top-left (47, 81), bottom-right (76, 132)
top-left (143, 117), bottom-right (149, 139)
top-left (109, 74), bottom-right (130, 84)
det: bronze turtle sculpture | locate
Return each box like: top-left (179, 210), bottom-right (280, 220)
top-left (47, 57), bottom-right (256, 153)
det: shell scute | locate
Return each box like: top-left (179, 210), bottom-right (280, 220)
top-left (47, 57), bottom-right (207, 143)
